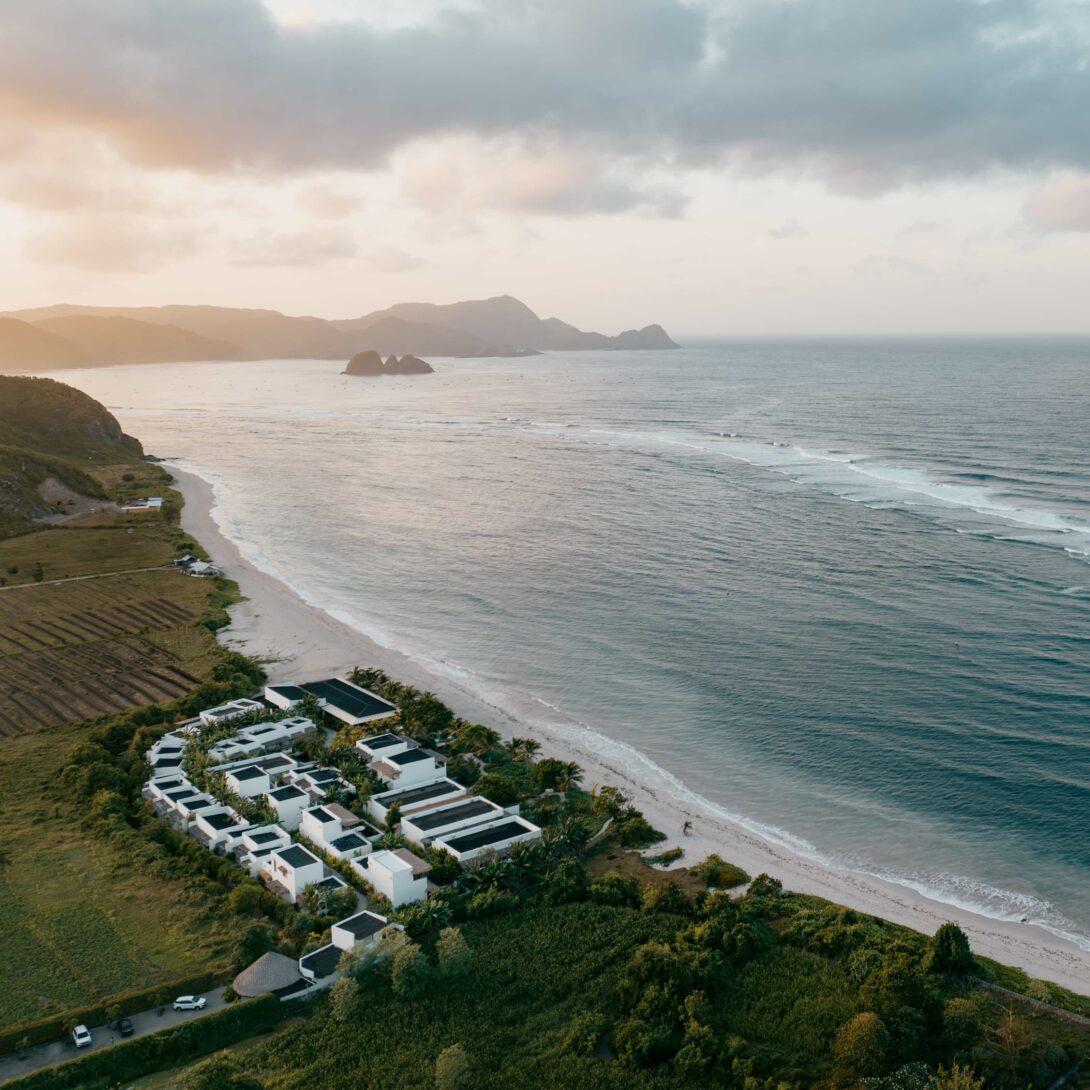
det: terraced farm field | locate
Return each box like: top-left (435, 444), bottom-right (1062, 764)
top-left (0, 511), bottom-right (226, 738)
top-left (0, 566), bottom-right (219, 736)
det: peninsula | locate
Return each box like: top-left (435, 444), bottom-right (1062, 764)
top-left (0, 295), bottom-right (678, 371)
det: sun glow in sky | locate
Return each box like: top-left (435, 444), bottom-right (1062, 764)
top-left (1, 0), bottom-right (1089, 335)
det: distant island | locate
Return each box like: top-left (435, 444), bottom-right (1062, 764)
top-left (0, 295), bottom-right (678, 372)
top-left (344, 351), bottom-right (435, 376)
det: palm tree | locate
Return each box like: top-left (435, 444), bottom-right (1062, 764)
top-left (507, 737), bottom-right (541, 762)
top-left (557, 761), bottom-right (584, 792)
top-left (401, 898), bottom-right (453, 942)
top-left (549, 817), bottom-right (590, 859)
top-left (453, 723), bottom-right (501, 757)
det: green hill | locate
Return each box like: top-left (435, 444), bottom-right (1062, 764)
top-left (0, 375), bottom-right (143, 535)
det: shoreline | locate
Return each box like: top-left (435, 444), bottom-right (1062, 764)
top-left (170, 464), bottom-right (1090, 994)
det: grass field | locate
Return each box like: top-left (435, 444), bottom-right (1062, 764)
top-left (0, 507), bottom-right (225, 736)
top-left (0, 721), bottom-right (239, 1028)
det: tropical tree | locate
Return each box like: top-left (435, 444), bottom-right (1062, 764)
top-left (391, 939), bottom-right (432, 998)
top-left (557, 761), bottom-right (584, 792)
top-left (507, 737), bottom-right (541, 761)
top-left (592, 784), bottom-right (631, 818)
top-left (452, 723), bottom-right (501, 757)
top-left (548, 817), bottom-right (591, 858)
top-left (399, 898), bottom-right (454, 943)
top-left (471, 772), bottom-right (520, 807)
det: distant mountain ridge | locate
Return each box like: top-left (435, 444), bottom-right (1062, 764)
top-left (0, 295), bottom-right (677, 370)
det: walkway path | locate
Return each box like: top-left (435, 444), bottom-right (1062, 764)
top-left (0, 988), bottom-right (229, 1085)
top-left (0, 565), bottom-right (171, 592)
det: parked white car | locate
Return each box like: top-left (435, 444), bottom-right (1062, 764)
top-left (172, 995), bottom-right (207, 1011)
top-left (71, 1025), bottom-right (92, 1048)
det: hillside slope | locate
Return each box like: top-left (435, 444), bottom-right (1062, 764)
top-left (4, 296), bottom-right (677, 361)
top-left (338, 294), bottom-right (680, 352)
top-left (34, 315), bottom-right (236, 366)
top-left (0, 376), bottom-right (142, 535)
top-left (0, 317), bottom-right (85, 371)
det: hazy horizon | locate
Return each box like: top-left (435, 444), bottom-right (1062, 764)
top-left (2, 0), bottom-right (1089, 337)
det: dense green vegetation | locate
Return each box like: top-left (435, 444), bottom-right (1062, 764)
top-left (157, 893), bottom-right (1088, 1090)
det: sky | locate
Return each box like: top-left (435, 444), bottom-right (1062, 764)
top-left (1, 0), bottom-right (1089, 336)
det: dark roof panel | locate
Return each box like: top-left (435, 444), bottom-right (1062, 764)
top-left (278, 845), bottom-right (318, 869)
top-left (443, 820), bottom-right (532, 854)
top-left (407, 798), bottom-right (497, 833)
top-left (299, 944), bottom-right (342, 979)
top-left (302, 678), bottom-right (397, 719)
top-left (335, 912), bottom-right (387, 940)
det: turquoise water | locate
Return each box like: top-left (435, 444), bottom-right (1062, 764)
top-left (56, 340), bottom-right (1090, 947)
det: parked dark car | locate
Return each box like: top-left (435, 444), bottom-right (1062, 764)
top-left (116, 1017), bottom-right (135, 1037)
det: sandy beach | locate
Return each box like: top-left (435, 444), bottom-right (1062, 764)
top-left (172, 464), bottom-right (1090, 995)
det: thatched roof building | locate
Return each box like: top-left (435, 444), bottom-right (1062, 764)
top-left (232, 951), bottom-right (304, 998)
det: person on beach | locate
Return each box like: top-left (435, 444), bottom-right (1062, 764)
top-left (683, 820), bottom-right (692, 836)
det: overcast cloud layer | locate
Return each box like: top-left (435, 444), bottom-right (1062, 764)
top-left (1, 0), bottom-right (1089, 193)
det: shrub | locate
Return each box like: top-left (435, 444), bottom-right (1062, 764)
top-left (391, 940), bottom-right (432, 998)
top-left (436, 927), bottom-right (473, 980)
top-left (588, 872), bottom-right (641, 908)
top-left (925, 923), bottom-right (975, 976)
top-left (835, 1011), bottom-right (891, 1075)
top-left (617, 815), bottom-right (665, 848)
top-left (645, 847), bottom-right (684, 867)
top-left (563, 1012), bottom-right (608, 1057)
top-left (545, 859), bottom-right (588, 904)
top-left (435, 1043), bottom-right (472, 1090)
top-left (697, 853), bottom-right (749, 889)
top-left (640, 881), bottom-right (692, 916)
top-left (471, 772), bottom-right (520, 807)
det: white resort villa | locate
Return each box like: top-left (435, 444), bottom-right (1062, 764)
top-left (140, 674), bottom-right (544, 999)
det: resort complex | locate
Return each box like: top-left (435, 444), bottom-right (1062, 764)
top-left (139, 674), bottom-right (544, 998)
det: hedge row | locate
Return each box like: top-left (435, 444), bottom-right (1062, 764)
top-left (0, 967), bottom-right (226, 1055)
top-left (4, 995), bottom-right (281, 1090)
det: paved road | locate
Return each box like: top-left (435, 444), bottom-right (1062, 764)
top-left (0, 988), bottom-right (229, 1085)
top-left (0, 565), bottom-right (172, 593)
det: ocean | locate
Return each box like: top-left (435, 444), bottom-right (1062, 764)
top-left (51, 340), bottom-right (1090, 948)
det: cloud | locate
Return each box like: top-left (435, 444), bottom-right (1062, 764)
top-left (24, 215), bottom-right (197, 272)
top-left (768, 217), bottom-right (807, 239)
top-left (296, 183), bottom-right (363, 220)
top-left (232, 227), bottom-right (357, 266)
top-left (397, 137), bottom-right (687, 221)
top-left (0, 0), bottom-right (1086, 200)
top-left (1023, 171), bottom-right (1090, 231)
top-left (371, 246), bottom-right (423, 272)
top-left (898, 220), bottom-right (942, 235)
top-left (855, 254), bottom-right (930, 277)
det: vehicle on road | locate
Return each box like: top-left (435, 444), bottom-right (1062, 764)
top-left (71, 1025), bottom-right (91, 1048)
top-left (116, 1017), bottom-right (134, 1037)
top-left (172, 996), bottom-right (207, 1011)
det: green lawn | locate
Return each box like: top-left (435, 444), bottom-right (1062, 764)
top-left (0, 722), bottom-right (238, 1028)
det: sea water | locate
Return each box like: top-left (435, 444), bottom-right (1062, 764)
top-left (51, 340), bottom-right (1090, 948)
